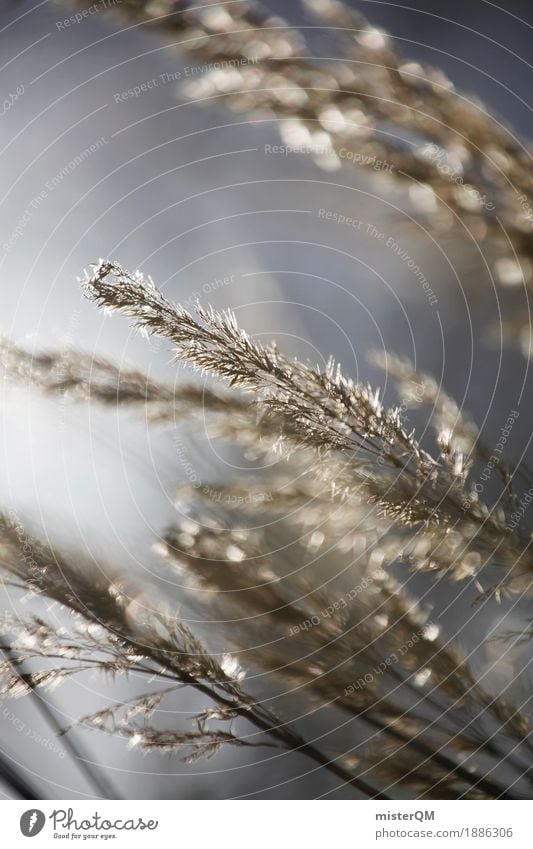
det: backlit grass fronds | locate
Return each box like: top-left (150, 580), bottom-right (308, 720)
top-left (1, 266), bottom-right (533, 795)
top-left (81, 259), bottom-right (533, 595)
top-left (159, 493), bottom-right (533, 799)
top-left (0, 514), bottom-right (389, 799)
top-left (5, 0), bottom-right (533, 802)
top-left (59, 0), bottom-right (533, 302)
top-left (2, 500), bottom-right (532, 797)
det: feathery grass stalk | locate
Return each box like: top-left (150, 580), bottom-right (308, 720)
top-left (0, 339), bottom-right (242, 424)
top-left (81, 260), bottom-right (533, 596)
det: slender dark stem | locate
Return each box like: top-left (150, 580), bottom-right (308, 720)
top-left (0, 749), bottom-right (38, 799)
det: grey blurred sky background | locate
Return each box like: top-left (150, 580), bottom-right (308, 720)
top-left (0, 0), bottom-right (533, 799)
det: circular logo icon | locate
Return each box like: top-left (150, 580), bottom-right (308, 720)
top-left (20, 810), bottom-right (46, 837)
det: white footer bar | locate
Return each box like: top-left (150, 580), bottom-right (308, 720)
top-left (2, 799), bottom-right (531, 847)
